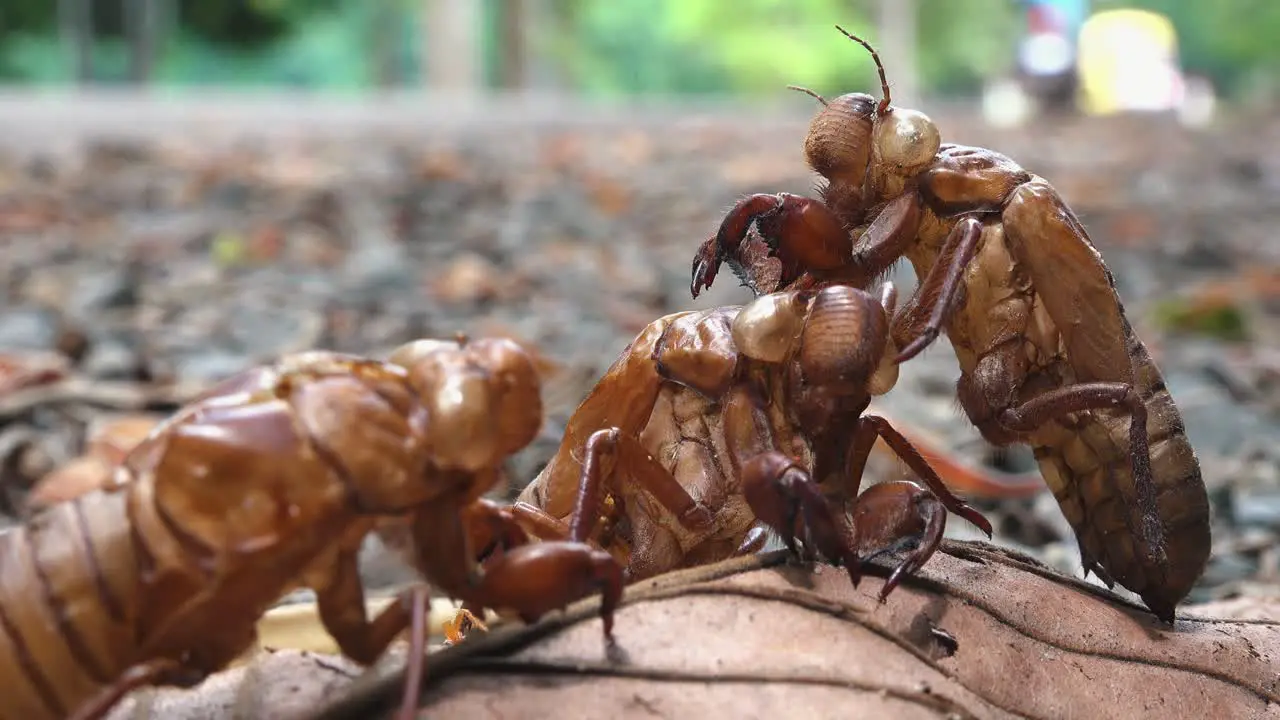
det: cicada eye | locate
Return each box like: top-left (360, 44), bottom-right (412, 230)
top-left (732, 292), bottom-right (807, 364)
top-left (874, 108), bottom-right (941, 173)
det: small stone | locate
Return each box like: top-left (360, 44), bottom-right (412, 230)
top-left (67, 265), bottom-right (138, 317)
top-left (1232, 488), bottom-right (1280, 529)
top-left (428, 253), bottom-right (501, 304)
top-left (0, 306), bottom-right (61, 351)
top-left (225, 302), bottom-right (324, 360)
top-left (171, 350), bottom-right (254, 385)
top-left (81, 338), bottom-right (145, 380)
top-left (342, 244), bottom-right (417, 304)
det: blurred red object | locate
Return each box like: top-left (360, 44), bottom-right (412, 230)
top-left (869, 408), bottom-right (1046, 500)
top-left (0, 351), bottom-right (69, 396)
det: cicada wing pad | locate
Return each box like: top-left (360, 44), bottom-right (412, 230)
top-left (1002, 178), bottom-right (1210, 613)
top-left (1002, 180), bottom-right (1133, 386)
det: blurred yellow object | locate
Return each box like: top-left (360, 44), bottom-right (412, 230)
top-left (234, 594), bottom-right (489, 665)
top-left (210, 230), bottom-right (246, 268)
top-left (1077, 9), bottom-right (1181, 115)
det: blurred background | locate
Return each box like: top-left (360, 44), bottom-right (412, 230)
top-left (0, 0), bottom-right (1274, 116)
top-left (1, 0), bottom-right (1278, 616)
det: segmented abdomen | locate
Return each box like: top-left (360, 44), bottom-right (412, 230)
top-left (1034, 319), bottom-right (1211, 618)
top-left (0, 487), bottom-right (141, 720)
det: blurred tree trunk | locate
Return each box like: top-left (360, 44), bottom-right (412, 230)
top-left (124, 0), bottom-right (156, 84)
top-left (875, 0), bottom-right (919, 104)
top-left (373, 3), bottom-right (402, 88)
top-left (496, 0), bottom-right (526, 90)
top-left (423, 0), bottom-right (483, 92)
top-left (532, 0), bottom-right (574, 92)
top-left (59, 0), bottom-right (93, 83)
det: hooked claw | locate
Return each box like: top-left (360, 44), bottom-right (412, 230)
top-left (691, 194), bottom-right (790, 299)
top-left (954, 501), bottom-right (994, 539)
top-left (690, 237), bottom-right (722, 298)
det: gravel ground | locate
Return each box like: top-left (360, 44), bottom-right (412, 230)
top-left (1, 92), bottom-right (1278, 609)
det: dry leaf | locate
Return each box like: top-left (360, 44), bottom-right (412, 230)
top-left (314, 544), bottom-right (1278, 720)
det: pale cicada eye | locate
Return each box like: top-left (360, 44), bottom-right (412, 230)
top-left (874, 108), bottom-right (941, 173)
top-left (732, 292), bottom-right (807, 364)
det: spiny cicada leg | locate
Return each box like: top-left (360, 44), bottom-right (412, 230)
top-left (847, 479), bottom-right (948, 601)
top-left (840, 414), bottom-right (993, 538)
top-left (892, 215), bottom-right (983, 363)
top-left (568, 427), bottom-right (713, 544)
top-left (740, 450), bottom-right (859, 581)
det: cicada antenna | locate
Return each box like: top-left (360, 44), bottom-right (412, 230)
top-left (834, 24), bottom-right (891, 115)
top-left (786, 85), bottom-right (829, 107)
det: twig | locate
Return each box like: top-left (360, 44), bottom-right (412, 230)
top-left (0, 377), bottom-right (207, 421)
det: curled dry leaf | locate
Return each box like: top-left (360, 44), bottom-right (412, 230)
top-left (313, 543), bottom-right (1278, 720)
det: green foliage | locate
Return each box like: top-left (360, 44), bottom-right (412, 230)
top-left (0, 1), bottom-right (419, 88)
top-left (917, 0), bottom-right (1020, 96)
top-left (0, 35), bottom-right (69, 83)
top-left (542, 0), bottom-right (735, 96)
top-left (657, 0), bottom-right (877, 96)
top-left (1152, 296), bottom-right (1251, 343)
top-left (178, 1), bottom-right (288, 47)
top-left (0, 1), bottom-right (54, 34)
top-left (0, 0), bottom-right (1277, 100)
top-left (544, 0), bottom-right (1009, 99)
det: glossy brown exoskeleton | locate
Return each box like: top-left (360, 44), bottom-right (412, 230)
top-left (499, 283), bottom-right (991, 605)
top-left (0, 336), bottom-right (622, 720)
top-left (690, 26), bottom-right (1210, 622)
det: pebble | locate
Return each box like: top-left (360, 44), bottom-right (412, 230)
top-left (0, 305), bottom-right (61, 351)
top-left (66, 264), bottom-right (138, 318)
top-left (224, 300), bottom-right (325, 360)
top-left (81, 337), bottom-right (145, 379)
top-left (170, 348), bottom-right (254, 385)
top-left (1232, 488), bottom-right (1280, 529)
